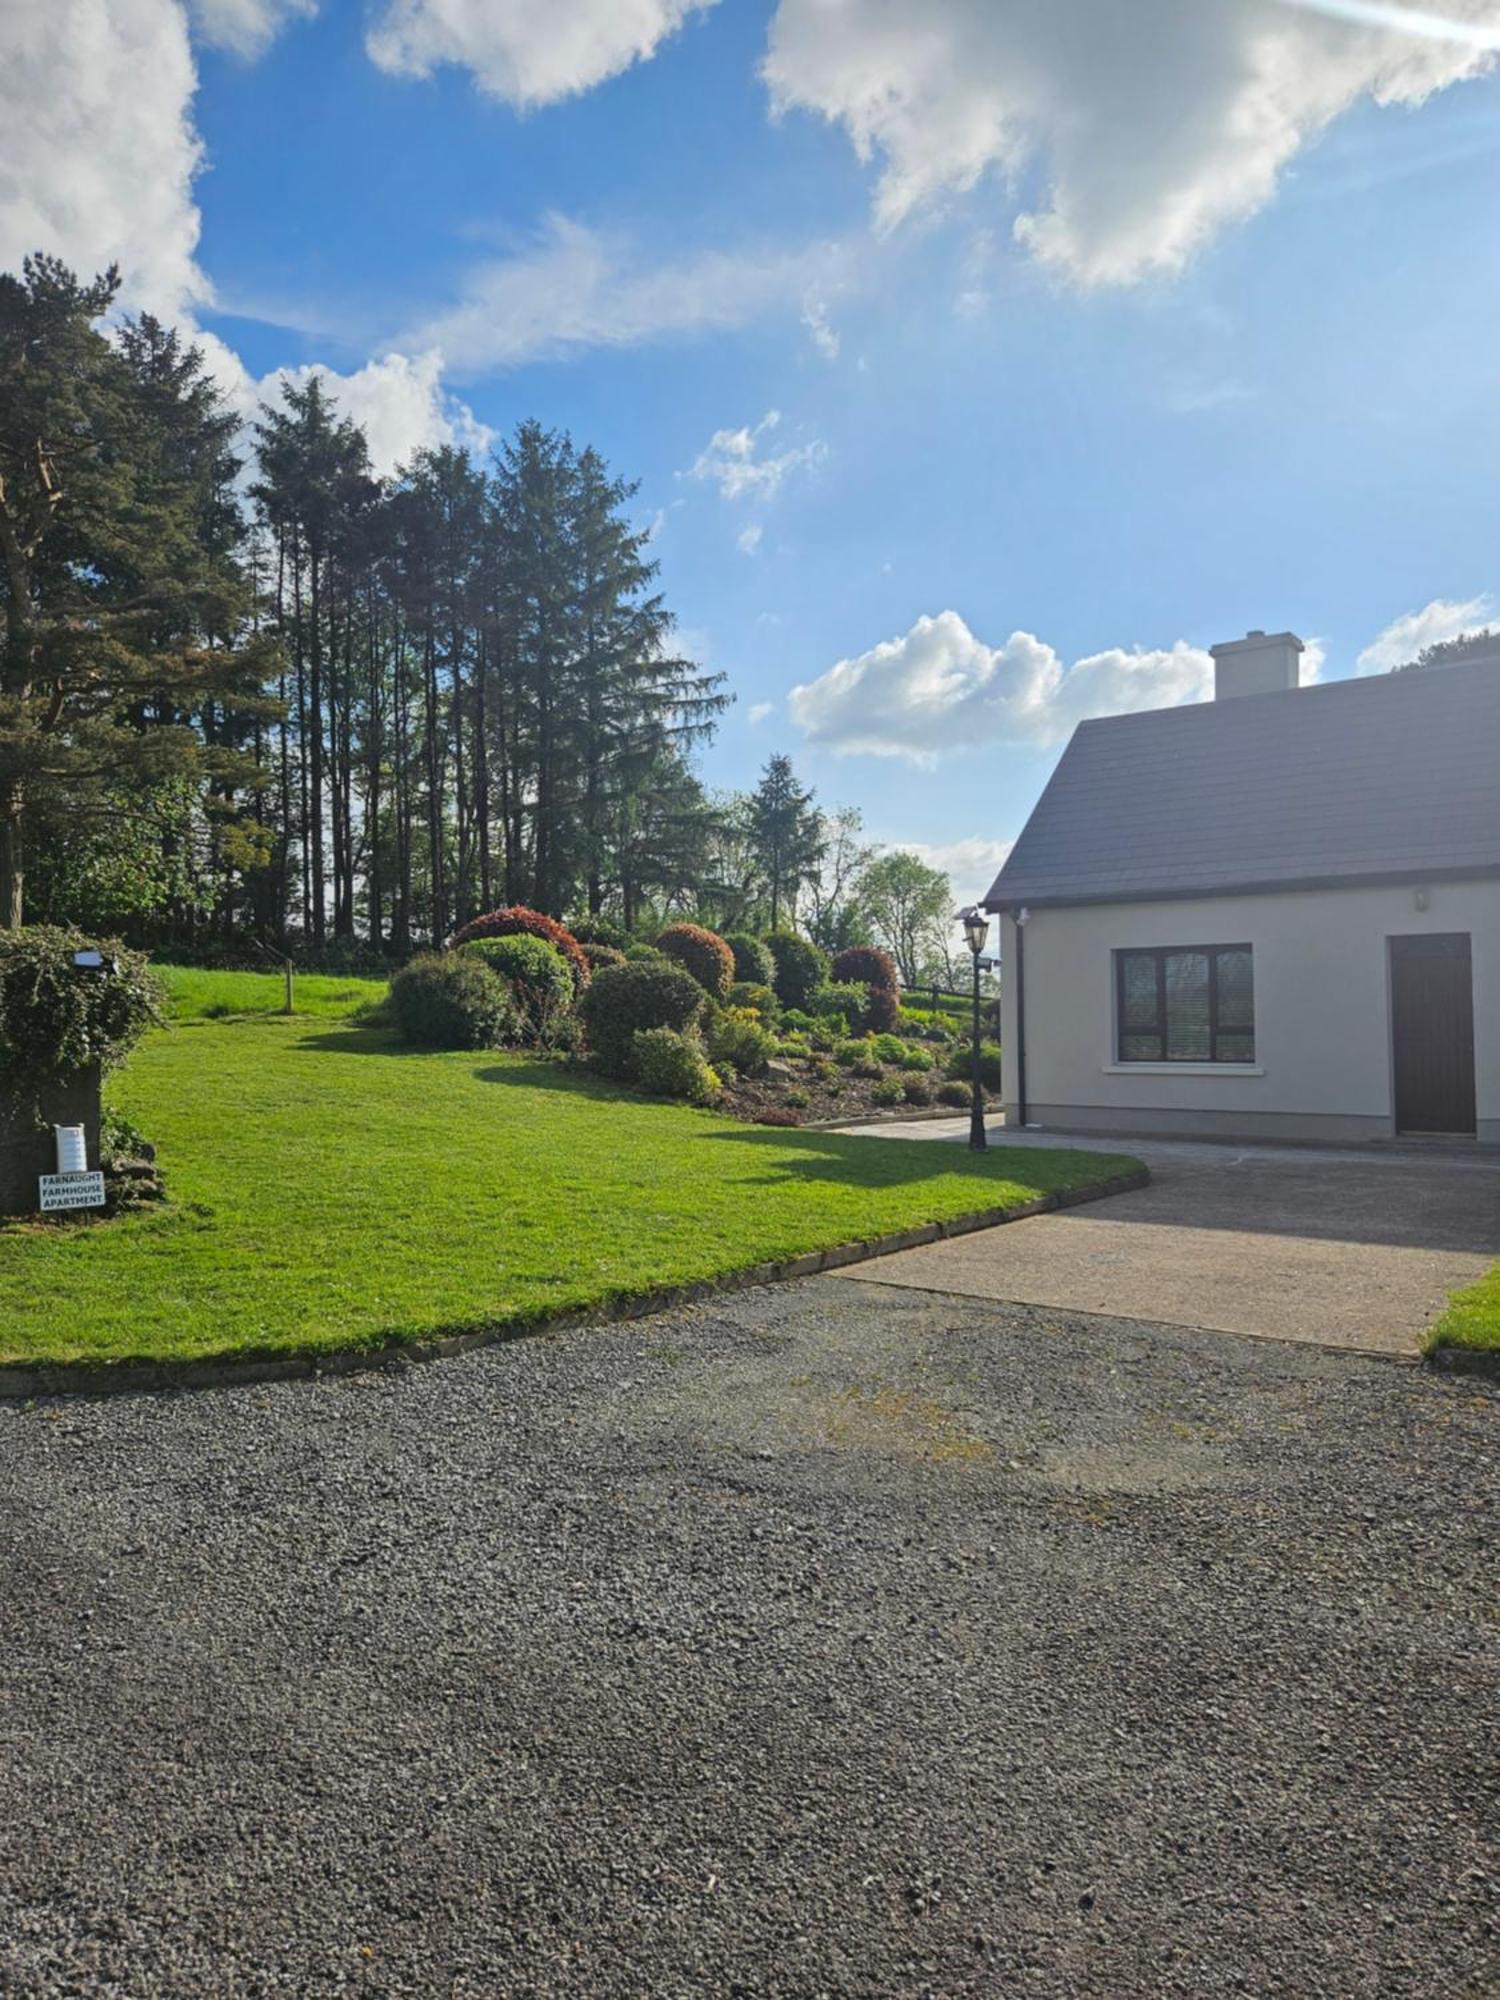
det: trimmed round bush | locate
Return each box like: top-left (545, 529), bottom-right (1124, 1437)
top-left (567, 914), bottom-right (631, 950)
top-left (450, 905), bottom-right (590, 991)
top-left (462, 935), bottom-right (572, 1037)
top-left (0, 927), bottom-right (159, 1091)
top-left (764, 931), bottom-right (829, 1010)
top-left (390, 953), bottom-right (515, 1050)
top-left (581, 941), bottom-right (628, 974)
top-left (580, 959), bottom-right (706, 1078)
top-left (937, 1079), bottom-right (971, 1108)
top-left (655, 922), bottom-right (734, 1001)
top-left (632, 1027), bottom-right (720, 1105)
top-left (623, 941), bottom-right (666, 964)
top-left (943, 1040), bottom-right (1004, 1093)
top-left (870, 1032), bottom-right (909, 1066)
top-left (831, 945), bottom-right (899, 992)
top-left (812, 981), bottom-right (869, 1025)
top-left (902, 1076), bottom-right (934, 1105)
top-left (706, 1007), bottom-right (777, 1078)
top-left (725, 931), bottom-right (775, 987)
top-left (727, 980), bottom-right (780, 1022)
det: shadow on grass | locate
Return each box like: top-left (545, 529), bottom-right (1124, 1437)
top-left (691, 1122), bottom-right (1121, 1195)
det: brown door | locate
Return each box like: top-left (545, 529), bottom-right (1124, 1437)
top-left (1391, 934), bottom-right (1476, 1135)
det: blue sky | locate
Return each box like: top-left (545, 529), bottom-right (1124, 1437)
top-left (7, 0), bottom-right (1500, 898)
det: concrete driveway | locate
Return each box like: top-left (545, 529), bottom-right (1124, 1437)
top-left (834, 1122), bottom-right (1500, 1354)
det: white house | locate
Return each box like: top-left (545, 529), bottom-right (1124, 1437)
top-left (983, 632), bottom-right (1499, 1147)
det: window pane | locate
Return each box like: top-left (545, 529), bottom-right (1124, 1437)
top-left (1216, 949), bottom-right (1254, 1030)
top-left (1164, 951), bottom-right (1210, 1059)
top-left (1119, 1033), bottom-right (1162, 1062)
top-left (1120, 953), bottom-right (1158, 1027)
top-left (1216, 1031), bottom-right (1255, 1063)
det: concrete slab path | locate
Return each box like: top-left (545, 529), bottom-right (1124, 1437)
top-left (832, 1121), bottom-right (1500, 1354)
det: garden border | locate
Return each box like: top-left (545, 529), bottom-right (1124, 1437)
top-left (0, 1166), bottom-right (1150, 1400)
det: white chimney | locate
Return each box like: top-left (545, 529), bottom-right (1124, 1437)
top-left (1210, 629), bottom-right (1304, 700)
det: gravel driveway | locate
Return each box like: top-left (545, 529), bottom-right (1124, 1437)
top-left (1, 1283), bottom-right (1495, 1998)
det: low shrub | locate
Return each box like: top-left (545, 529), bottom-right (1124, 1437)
top-left (808, 1022), bottom-right (840, 1052)
top-left (835, 1039), bottom-right (866, 1067)
top-left (450, 906), bottom-right (590, 991)
top-left (462, 934), bottom-right (572, 1041)
top-left (707, 1007), bottom-right (777, 1078)
top-left (390, 953), bottom-right (515, 1050)
top-left (728, 980), bottom-right (780, 1023)
top-left (656, 922), bottom-right (735, 1001)
top-left (937, 1080), bottom-right (971, 1108)
top-left (776, 1032), bottom-right (810, 1058)
top-left (580, 941), bottom-right (627, 974)
top-left (870, 1032), bottom-right (909, 1066)
top-left (764, 931), bottom-right (829, 1010)
top-left (902, 1076), bottom-right (934, 1106)
top-left (780, 1007), bottom-right (816, 1033)
top-left (943, 1040), bottom-right (1003, 1093)
top-left (871, 1078), bottom-right (905, 1107)
top-left (725, 931), bottom-right (776, 987)
top-left (784, 1089), bottom-right (811, 1109)
top-left (831, 945), bottom-right (899, 991)
top-left (810, 1058), bottom-right (838, 1084)
top-left (580, 959), bottom-right (705, 1078)
top-left (812, 981), bottom-right (868, 1024)
top-left (632, 1027), bottom-right (721, 1105)
top-left (898, 1044), bottom-right (935, 1073)
top-left (852, 1056), bottom-right (885, 1080)
top-left (0, 927), bottom-right (159, 1100)
top-left (623, 941), bottom-right (666, 963)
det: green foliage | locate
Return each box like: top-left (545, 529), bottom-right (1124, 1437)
top-left (747, 756), bottom-right (823, 930)
top-left (623, 941), bottom-right (667, 964)
top-left (902, 1076), bottom-right (934, 1106)
top-left (860, 851), bottom-right (956, 986)
top-left (706, 1008), bottom-right (777, 1078)
top-left (872, 1078), bottom-right (905, 1107)
top-left (389, 953), bottom-right (514, 1051)
top-left (461, 935), bottom-right (572, 1042)
top-left (780, 1007), bottom-right (815, 1033)
top-left (784, 1089), bottom-right (810, 1109)
top-left (655, 921), bottom-right (735, 1000)
top-left (725, 931), bottom-right (775, 987)
top-left (764, 931), bottom-right (830, 1010)
top-left (631, 1027), bottom-right (720, 1105)
top-left (898, 1044), bottom-right (935, 1073)
top-left (580, 942), bottom-right (628, 974)
top-left (870, 1033), bottom-right (910, 1066)
top-left (579, 958), bottom-right (705, 1078)
top-left (567, 915), bottom-right (631, 949)
top-left (0, 928), bottom-right (159, 1093)
top-left (811, 980), bottom-right (868, 1025)
top-left (944, 1041), bottom-right (1004, 1093)
top-left (937, 1081), bottom-right (972, 1108)
top-left (727, 980), bottom-right (780, 1022)
top-left (450, 906), bottom-right (590, 990)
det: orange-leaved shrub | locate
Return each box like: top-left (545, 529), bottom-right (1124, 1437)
top-left (655, 922), bottom-right (734, 1000)
top-left (450, 906), bottom-right (590, 990)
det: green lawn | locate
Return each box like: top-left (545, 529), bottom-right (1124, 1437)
top-left (0, 1016), bottom-right (1138, 1371)
top-left (152, 962), bottom-right (388, 1023)
top-left (1424, 1261), bottom-right (1500, 1357)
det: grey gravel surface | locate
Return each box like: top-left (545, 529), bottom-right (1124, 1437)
top-left (1, 1279), bottom-right (1495, 1999)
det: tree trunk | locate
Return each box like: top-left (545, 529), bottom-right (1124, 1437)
top-left (0, 782), bottom-right (23, 928)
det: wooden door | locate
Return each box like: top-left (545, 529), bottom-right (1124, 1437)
top-left (1391, 934), bottom-right (1476, 1136)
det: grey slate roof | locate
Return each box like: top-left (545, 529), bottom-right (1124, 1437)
top-left (984, 657), bottom-right (1500, 911)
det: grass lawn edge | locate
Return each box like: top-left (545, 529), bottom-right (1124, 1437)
top-left (1423, 1259), bottom-right (1500, 1376)
top-left (0, 1163), bottom-right (1149, 1399)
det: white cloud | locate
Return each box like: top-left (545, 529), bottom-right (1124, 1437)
top-left (790, 610), bottom-right (1212, 761)
top-left (1355, 593), bottom-right (1496, 673)
top-left (889, 836), bottom-right (1015, 906)
top-left (748, 700), bottom-right (776, 724)
top-left (407, 214), bottom-right (834, 373)
top-left (801, 294), bottom-right (840, 358)
top-left (367, 0), bottom-right (716, 107)
top-left (689, 409), bottom-right (828, 504)
top-left (763, 0), bottom-right (1499, 285)
top-left (187, 0), bottom-right (315, 58)
top-left (0, 0), bottom-right (208, 322)
top-left (262, 350), bottom-right (493, 478)
top-left (737, 523), bottom-right (765, 555)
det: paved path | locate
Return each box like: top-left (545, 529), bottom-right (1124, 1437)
top-left (833, 1122), bottom-right (1500, 1353)
top-left (1, 1286), bottom-right (1494, 1998)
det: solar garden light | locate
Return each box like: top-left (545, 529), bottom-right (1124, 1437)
top-left (959, 906), bottom-right (990, 1152)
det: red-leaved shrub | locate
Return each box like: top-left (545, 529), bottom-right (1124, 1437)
top-left (450, 906), bottom-right (590, 990)
top-left (831, 945), bottom-right (899, 992)
top-left (864, 982), bottom-right (901, 1033)
top-left (655, 922), bottom-right (735, 1000)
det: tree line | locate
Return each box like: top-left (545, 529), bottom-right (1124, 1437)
top-left (0, 255), bottom-right (963, 980)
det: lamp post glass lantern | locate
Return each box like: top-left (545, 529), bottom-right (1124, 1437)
top-left (960, 907), bottom-right (990, 1150)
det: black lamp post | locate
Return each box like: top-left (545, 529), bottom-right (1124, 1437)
top-left (960, 906), bottom-right (990, 1151)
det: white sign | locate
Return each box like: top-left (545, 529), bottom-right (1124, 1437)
top-left (39, 1171), bottom-right (107, 1213)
